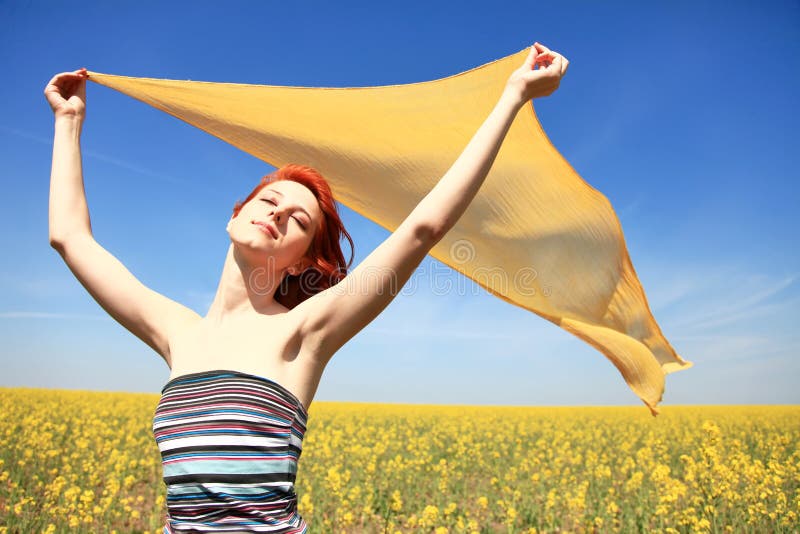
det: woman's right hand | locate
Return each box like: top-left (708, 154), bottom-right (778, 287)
top-left (44, 68), bottom-right (88, 120)
top-left (504, 42), bottom-right (569, 103)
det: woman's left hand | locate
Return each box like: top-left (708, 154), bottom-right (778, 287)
top-left (504, 42), bottom-right (569, 104)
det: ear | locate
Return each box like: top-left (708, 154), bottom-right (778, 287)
top-left (226, 216), bottom-right (234, 233)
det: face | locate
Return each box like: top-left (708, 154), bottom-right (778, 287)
top-left (227, 180), bottom-right (322, 274)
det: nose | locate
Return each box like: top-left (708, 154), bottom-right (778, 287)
top-left (268, 203), bottom-right (288, 224)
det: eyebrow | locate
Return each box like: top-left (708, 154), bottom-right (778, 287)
top-left (264, 189), bottom-right (313, 221)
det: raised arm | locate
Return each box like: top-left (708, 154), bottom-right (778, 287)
top-left (405, 42), bottom-right (568, 240)
top-left (47, 69), bottom-right (91, 242)
top-left (296, 43), bottom-right (569, 360)
top-left (46, 69), bottom-right (200, 365)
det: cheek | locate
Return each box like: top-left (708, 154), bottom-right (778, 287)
top-left (227, 216), bottom-right (250, 238)
top-left (227, 215), bottom-right (243, 232)
top-left (290, 233), bottom-right (309, 251)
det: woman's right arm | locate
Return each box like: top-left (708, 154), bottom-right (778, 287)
top-left (47, 69), bottom-right (90, 243)
top-left (46, 70), bottom-right (200, 367)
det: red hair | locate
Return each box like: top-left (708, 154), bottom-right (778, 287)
top-left (231, 164), bottom-right (355, 309)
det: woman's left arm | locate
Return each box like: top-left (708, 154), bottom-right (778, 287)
top-left (296, 43), bottom-right (568, 360)
top-left (408, 42), bottom-right (569, 240)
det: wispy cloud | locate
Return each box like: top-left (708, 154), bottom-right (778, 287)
top-left (0, 273), bottom-right (79, 299)
top-left (617, 194), bottom-right (646, 220)
top-left (81, 148), bottom-right (203, 188)
top-left (667, 273), bottom-right (798, 331)
top-left (363, 325), bottom-right (519, 341)
top-left (0, 124), bottom-right (208, 189)
top-left (355, 287), bottom-right (561, 346)
top-left (0, 311), bottom-right (110, 321)
top-left (568, 112), bottom-right (626, 170)
top-left (647, 276), bottom-right (699, 312)
top-left (688, 295), bottom-right (799, 332)
top-left (566, 75), bottom-right (651, 169)
top-left (0, 125), bottom-right (52, 145)
top-left (669, 332), bottom-right (799, 363)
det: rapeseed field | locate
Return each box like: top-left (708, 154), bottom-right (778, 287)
top-left (0, 388), bottom-right (797, 533)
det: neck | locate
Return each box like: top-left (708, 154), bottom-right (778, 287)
top-left (205, 244), bottom-right (287, 323)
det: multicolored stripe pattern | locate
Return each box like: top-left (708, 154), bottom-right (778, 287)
top-left (153, 370), bottom-right (309, 533)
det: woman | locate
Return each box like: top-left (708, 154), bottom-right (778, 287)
top-left (45, 42), bottom-right (568, 532)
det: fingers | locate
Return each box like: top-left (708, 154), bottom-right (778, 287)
top-left (534, 41), bottom-right (552, 62)
top-left (46, 69), bottom-right (88, 90)
top-left (46, 70), bottom-right (88, 89)
top-left (46, 72), bottom-right (73, 88)
top-left (527, 42), bottom-right (552, 65)
top-left (44, 69), bottom-right (89, 106)
top-left (545, 54), bottom-right (568, 80)
top-left (525, 44), bottom-right (539, 67)
top-left (540, 55), bottom-right (562, 83)
top-left (555, 52), bottom-right (568, 76)
top-left (513, 41), bottom-right (570, 99)
top-left (532, 42), bottom-right (569, 77)
top-left (76, 70), bottom-right (87, 100)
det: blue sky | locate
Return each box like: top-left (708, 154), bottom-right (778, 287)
top-left (1, 2), bottom-right (798, 406)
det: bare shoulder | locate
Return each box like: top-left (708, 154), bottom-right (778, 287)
top-left (292, 222), bottom-right (435, 364)
top-left (289, 281), bottom-right (360, 365)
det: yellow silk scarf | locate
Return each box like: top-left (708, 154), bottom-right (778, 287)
top-left (86, 46), bottom-right (692, 415)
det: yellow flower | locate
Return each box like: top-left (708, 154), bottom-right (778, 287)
top-left (0, 391), bottom-right (797, 532)
top-left (299, 493), bottom-right (314, 516)
top-left (341, 511), bottom-right (354, 526)
top-left (420, 505), bottom-right (439, 527)
top-left (506, 506), bottom-right (518, 526)
top-left (390, 490), bottom-right (403, 512)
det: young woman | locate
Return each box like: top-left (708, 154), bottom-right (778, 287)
top-left (45, 42), bottom-right (568, 532)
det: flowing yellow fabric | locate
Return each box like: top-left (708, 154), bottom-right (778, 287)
top-left (86, 46), bottom-right (691, 415)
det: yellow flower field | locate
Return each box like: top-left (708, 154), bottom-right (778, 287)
top-left (0, 388), bottom-right (797, 533)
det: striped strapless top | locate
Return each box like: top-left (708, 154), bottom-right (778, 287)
top-left (153, 370), bottom-right (309, 533)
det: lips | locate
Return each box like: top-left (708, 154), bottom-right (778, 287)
top-left (252, 220), bottom-right (278, 239)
